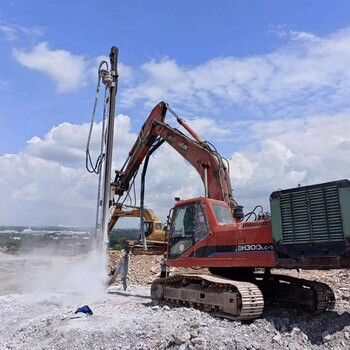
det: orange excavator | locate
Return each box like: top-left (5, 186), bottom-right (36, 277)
top-left (110, 101), bottom-right (350, 320)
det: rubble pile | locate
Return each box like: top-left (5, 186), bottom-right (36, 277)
top-left (108, 250), bottom-right (208, 285)
top-left (108, 250), bottom-right (163, 285)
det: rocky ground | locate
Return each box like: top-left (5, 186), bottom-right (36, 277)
top-left (0, 250), bottom-right (349, 350)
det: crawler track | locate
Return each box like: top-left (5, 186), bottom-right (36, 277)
top-left (130, 245), bottom-right (166, 255)
top-left (151, 274), bottom-right (264, 320)
top-left (254, 273), bottom-right (336, 313)
top-left (151, 272), bottom-right (336, 320)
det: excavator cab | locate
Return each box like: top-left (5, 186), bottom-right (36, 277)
top-left (143, 221), bottom-right (153, 237)
top-left (168, 200), bottom-right (209, 258)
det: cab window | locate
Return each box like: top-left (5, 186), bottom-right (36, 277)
top-left (194, 202), bottom-right (208, 242)
top-left (212, 204), bottom-right (234, 224)
top-left (144, 222), bottom-right (153, 237)
top-left (168, 203), bottom-right (209, 258)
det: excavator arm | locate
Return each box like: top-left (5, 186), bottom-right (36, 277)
top-left (108, 205), bottom-right (160, 232)
top-left (112, 101), bottom-right (236, 210)
top-left (150, 117), bottom-right (234, 205)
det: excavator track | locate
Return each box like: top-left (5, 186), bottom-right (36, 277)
top-left (151, 274), bottom-right (264, 320)
top-left (130, 245), bottom-right (166, 255)
top-left (254, 273), bottom-right (336, 313)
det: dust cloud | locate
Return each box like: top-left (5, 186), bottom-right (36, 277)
top-left (0, 245), bottom-right (109, 304)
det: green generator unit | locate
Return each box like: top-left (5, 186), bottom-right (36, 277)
top-left (270, 179), bottom-right (350, 269)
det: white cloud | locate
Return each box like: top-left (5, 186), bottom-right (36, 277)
top-left (0, 80), bottom-right (7, 88)
top-left (12, 182), bottom-right (39, 200)
top-left (182, 117), bottom-right (231, 140)
top-left (0, 21), bottom-right (43, 42)
top-left (25, 115), bottom-right (137, 168)
top-left (0, 109), bottom-right (349, 226)
top-left (2, 26), bottom-right (350, 226)
top-left (12, 43), bottom-right (135, 93)
top-left (0, 114), bottom-right (137, 226)
top-left (0, 24), bottom-right (17, 42)
top-left (0, 109), bottom-right (218, 226)
top-left (139, 144), bottom-right (205, 220)
top-left (229, 112), bottom-right (350, 212)
top-left (121, 27), bottom-right (350, 118)
top-left (13, 42), bottom-right (88, 92)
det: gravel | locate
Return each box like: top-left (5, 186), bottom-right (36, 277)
top-left (0, 251), bottom-right (350, 349)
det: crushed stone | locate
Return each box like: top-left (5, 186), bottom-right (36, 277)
top-left (0, 251), bottom-right (349, 349)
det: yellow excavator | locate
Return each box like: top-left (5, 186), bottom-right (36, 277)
top-left (108, 204), bottom-right (167, 255)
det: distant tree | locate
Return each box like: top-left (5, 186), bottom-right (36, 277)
top-left (108, 229), bottom-right (140, 250)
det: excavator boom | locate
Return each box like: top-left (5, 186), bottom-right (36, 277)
top-left (111, 102), bottom-right (236, 213)
top-left (112, 103), bottom-right (167, 198)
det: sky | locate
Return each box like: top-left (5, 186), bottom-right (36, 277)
top-left (0, 1), bottom-right (350, 227)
